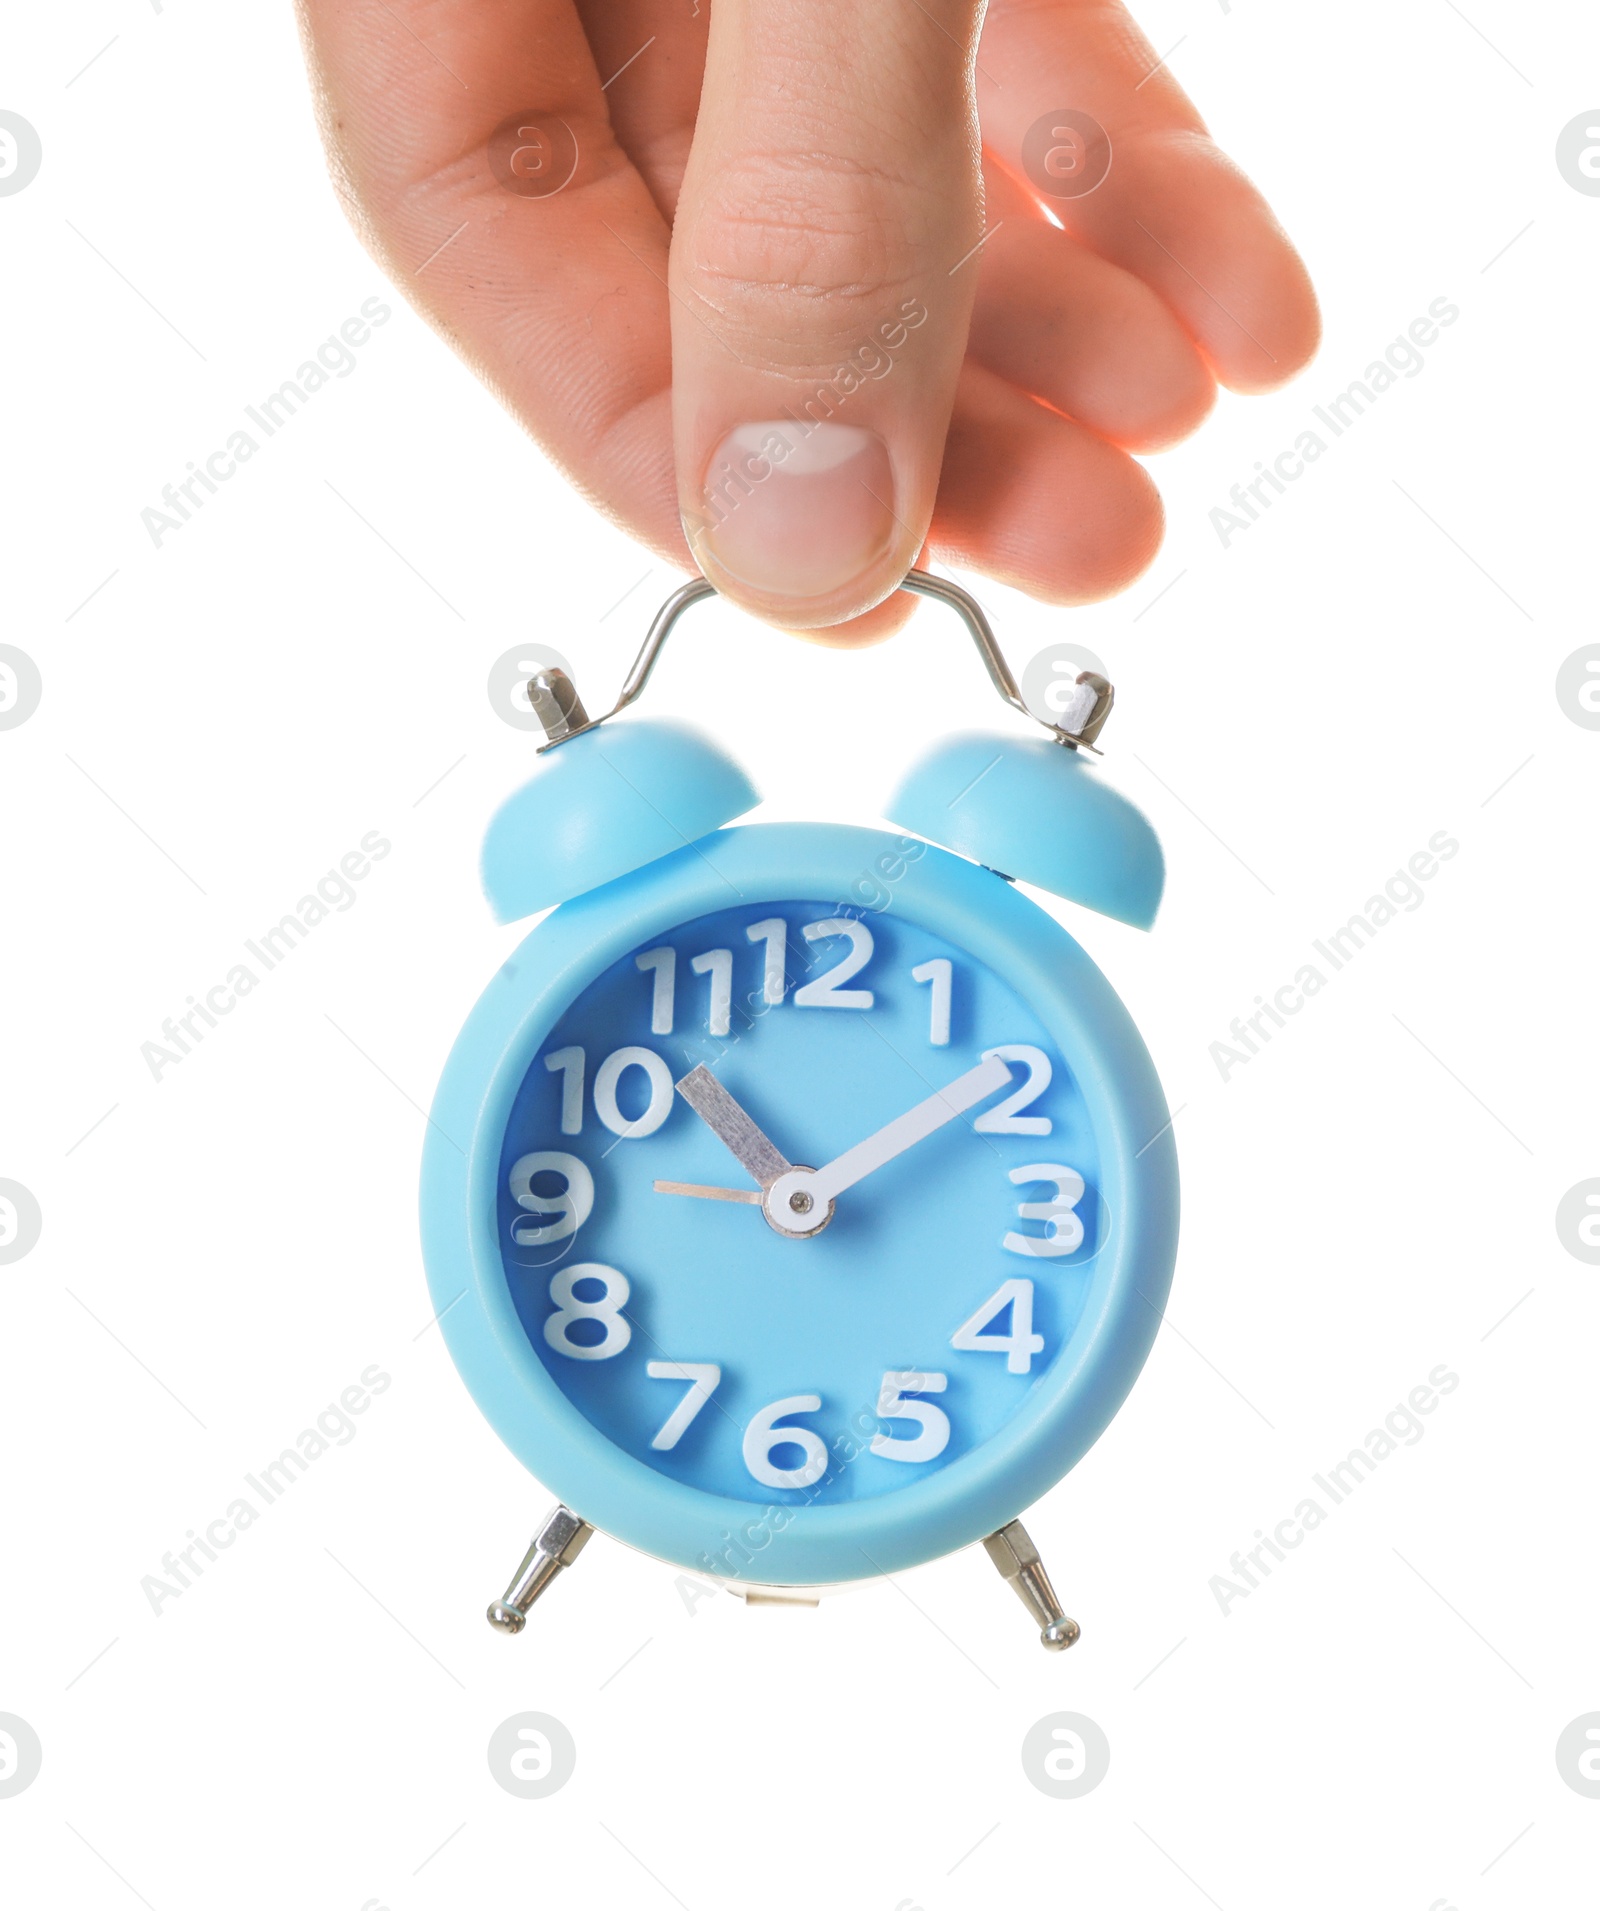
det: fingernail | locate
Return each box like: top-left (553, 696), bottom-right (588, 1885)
top-left (691, 423), bottom-right (895, 603)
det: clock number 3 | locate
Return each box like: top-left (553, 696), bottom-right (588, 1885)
top-left (1004, 1163), bottom-right (1086, 1258)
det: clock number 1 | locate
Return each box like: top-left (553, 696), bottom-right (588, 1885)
top-left (911, 959), bottom-right (952, 1045)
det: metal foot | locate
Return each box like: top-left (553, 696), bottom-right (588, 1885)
top-left (983, 1519), bottom-right (1080, 1652)
top-left (487, 1504), bottom-right (593, 1634)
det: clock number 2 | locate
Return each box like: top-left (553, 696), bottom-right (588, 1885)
top-left (973, 1045), bottom-right (1052, 1134)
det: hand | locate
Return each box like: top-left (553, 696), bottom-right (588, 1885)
top-left (299, 2), bottom-right (1318, 641)
top-left (672, 1063), bottom-right (791, 1188)
top-left (764, 1052), bottom-right (1012, 1234)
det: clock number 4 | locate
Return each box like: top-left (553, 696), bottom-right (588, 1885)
top-left (951, 1278), bottom-right (1045, 1374)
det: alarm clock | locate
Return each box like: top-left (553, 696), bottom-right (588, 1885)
top-left (421, 573), bottom-right (1178, 1650)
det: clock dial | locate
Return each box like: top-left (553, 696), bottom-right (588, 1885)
top-left (496, 900), bottom-right (1106, 1508)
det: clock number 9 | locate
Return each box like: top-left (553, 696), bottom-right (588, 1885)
top-left (508, 1150), bottom-right (594, 1246)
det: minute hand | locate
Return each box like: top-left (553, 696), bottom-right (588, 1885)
top-left (806, 1052), bottom-right (1014, 1204)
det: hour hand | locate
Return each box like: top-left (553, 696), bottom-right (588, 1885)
top-left (674, 1065), bottom-right (791, 1189)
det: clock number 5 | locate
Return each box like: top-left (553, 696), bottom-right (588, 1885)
top-left (870, 1371), bottom-right (950, 1463)
top-left (1004, 1163), bottom-right (1086, 1258)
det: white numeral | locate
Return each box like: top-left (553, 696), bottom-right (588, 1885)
top-left (508, 1150), bottom-right (594, 1246)
top-left (911, 958), bottom-right (951, 1045)
top-left (646, 1361), bottom-right (722, 1449)
top-left (635, 947), bottom-right (676, 1034)
top-left (743, 1394), bottom-right (828, 1489)
top-left (593, 1045), bottom-right (674, 1138)
top-left (794, 919), bottom-right (874, 1009)
top-left (745, 917), bottom-right (788, 1005)
top-left (545, 1262), bottom-right (631, 1360)
top-left (870, 1371), bottom-right (950, 1463)
top-left (1004, 1163), bottom-right (1085, 1257)
top-left (973, 1045), bottom-right (1052, 1134)
top-left (951, 1278), bottom-right (1045, 1374)
top-left (691, 948), bottom-right (733, 1036)
top-left (542, 1046), bottom-right (585, 1135)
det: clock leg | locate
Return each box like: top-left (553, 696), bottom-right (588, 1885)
top-left (982, 1520), bottom-right (1080, 1652)
top-left (486, 1503), bottom-right (594, 1634)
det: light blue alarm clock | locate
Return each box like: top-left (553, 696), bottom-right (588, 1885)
top-left (421, 574), bottom-right (1178, 1650)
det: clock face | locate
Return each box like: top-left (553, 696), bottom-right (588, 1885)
top-left (495, 898), bottom-right (1106, 1514)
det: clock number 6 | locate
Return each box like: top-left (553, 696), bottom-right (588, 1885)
top-left (1004, 1163), bottom-right (1086, 1258)
top-left (743, 1395), bottom-right (829, 1490)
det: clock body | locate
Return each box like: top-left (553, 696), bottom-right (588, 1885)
top-left (421, 822), bottom-right (1178, 1585)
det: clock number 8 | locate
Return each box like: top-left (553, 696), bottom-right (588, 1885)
top-left (544, 1263), bottom-right (632, 1361)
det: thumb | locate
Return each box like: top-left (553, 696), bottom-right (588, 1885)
top-left (669, 0), bottom-right (984, 631)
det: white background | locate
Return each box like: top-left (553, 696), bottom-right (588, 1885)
top-left (2, 1), bottom-right (1596, 1906)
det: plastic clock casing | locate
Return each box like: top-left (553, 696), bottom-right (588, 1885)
top-left (421, 821), bottom-right (1179, 1586)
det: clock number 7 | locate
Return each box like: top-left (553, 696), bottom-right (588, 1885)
top-left (646, 1361), bottom-right (721, 1450)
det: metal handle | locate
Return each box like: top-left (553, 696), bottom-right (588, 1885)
top-left (533, 570), bottom-right (1111, 753)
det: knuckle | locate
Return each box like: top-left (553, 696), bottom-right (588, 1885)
top-left (686, 154), bottom-right (926, 349)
